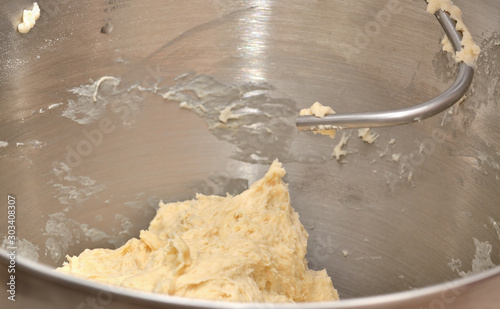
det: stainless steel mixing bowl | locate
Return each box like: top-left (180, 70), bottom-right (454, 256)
top-left (1, 0), bottom-right (499, 308)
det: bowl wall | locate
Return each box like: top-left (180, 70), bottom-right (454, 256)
top-left (1, 0), bottom-right (500, 308)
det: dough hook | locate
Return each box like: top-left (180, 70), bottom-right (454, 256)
top-left (296, 6), bottom-right (474, 131)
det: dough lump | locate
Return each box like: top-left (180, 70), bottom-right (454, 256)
top-left (300, 102), bottom-right (335, 119)
top-left (300, 102), bottom-right (336, 138)
top-left (57, 160), bottom-right (339, 302)
top-left (426, 0), bottom-right (481, 66)
top-left (17, 2), bottom-right (40, 34)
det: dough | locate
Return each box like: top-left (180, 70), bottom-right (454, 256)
top-left (17, 2), bottom-right (40, 34)
top-left (218, 104), bottom-right (240, 124)
top-left (332, 132), bottom-right (350, 161)
top-left (299, 102), bottom-right (336, 138)
top-left (426, 0), bottom-right (481, 66)
top-left (300, 102), bottom-right (335, 119)
top-left (58, 160), bottom-right (339, 302)
top-left (358, 128), bottom-right (379, 144)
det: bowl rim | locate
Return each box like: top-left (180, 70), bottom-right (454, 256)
top-left (2, 249), bottom-right (500, 308)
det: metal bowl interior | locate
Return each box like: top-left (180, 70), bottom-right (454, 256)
top-left (0, 0), bottom-right (499, 308)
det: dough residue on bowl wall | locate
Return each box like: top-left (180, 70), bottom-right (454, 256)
top-left (358, 128), bottom-right (380, 144)
top-left (1, 238), bottom-right (39, 262)
top-left (57, 160), bottom-right (339, 302)
top-left (332, 132), bottom-right (350, 161)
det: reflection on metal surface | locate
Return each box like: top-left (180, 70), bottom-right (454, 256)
top-left (238, 0), bottom-right (271, 81)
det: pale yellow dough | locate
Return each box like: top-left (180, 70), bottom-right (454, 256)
top-left (58, 160), bottom-right (339, 302)
top-left (299, 102), bottom-right (336, 138)
top-left (17, 2), bottom-right (40, 34)
top-left (426, 0), bottom-right (481, 66)
top-left (358, 128), bottom-right (380, 144)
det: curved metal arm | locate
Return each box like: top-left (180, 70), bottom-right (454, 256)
top-left (296, 8), bottom-right (474, 131)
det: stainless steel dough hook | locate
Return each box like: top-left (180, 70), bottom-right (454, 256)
top-left (296, 6), bottom-right (474, 131)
